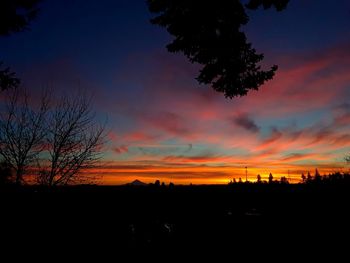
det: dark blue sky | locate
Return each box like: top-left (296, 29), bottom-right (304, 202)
top-left (245, 0), bottom-right (350, 54)
top-left (1, 0), bottom-right (167, 83)
top-left (1, 0), bottom-right (350, 184)
top-left (1, 0), bottom-right (349, 75)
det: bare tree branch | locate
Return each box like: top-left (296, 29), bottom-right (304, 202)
top-left (0, 87), bottom-right (49, 184)
top-left (38, 92), bottom-right (106, 186)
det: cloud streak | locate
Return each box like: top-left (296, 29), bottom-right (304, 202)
top-left (233, 113), bottom-right (260, 133)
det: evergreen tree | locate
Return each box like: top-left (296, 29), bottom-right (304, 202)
top-left (257, 174), bottom-right (262, 183)
top-left (268, 173), bottom-right (273, 184)
top-left (147, 0), bottom-right (289, 98)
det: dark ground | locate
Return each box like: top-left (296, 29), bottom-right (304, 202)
top-left (1, 183), bottom-right (349, 260)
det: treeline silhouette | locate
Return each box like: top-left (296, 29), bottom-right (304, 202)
top-left (300, 170), bottom-right (350, 185)
top-left (228, 169), bottom-right (350, 185)
top-left (1, 173), bottom-right (349, 259)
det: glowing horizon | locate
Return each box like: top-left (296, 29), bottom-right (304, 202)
top-left (83, 160), bottom-right (347, 185)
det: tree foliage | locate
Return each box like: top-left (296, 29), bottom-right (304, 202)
top-left (245, 0), bottom-right (289, 11)
top-left (0, 63), bottom-right (21, 91)
top-left (0, 0), bottom-right (40, 36)
top-left (147, 0), bottom-right (289, 98)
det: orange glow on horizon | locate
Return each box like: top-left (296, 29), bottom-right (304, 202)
top-left (81, 163), bottom-right (345, 185)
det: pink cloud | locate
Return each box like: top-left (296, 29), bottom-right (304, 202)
top-left (107, 131), bottom-right (118, 142)
top-left (280, 153), bottom-right (327, 162)
top-left (137, 111), bottom-right (191, 137)
top-left (256, 128), bottom-right (283, 150)
top-left (163, 154), bottom-right (231, 164)
top-left (113, 145), bottom-right (128, 154)
top-left (123, 131), bottom-right (159, 143)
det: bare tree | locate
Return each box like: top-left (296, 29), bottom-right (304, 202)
top-left (0, 87), bottom-right (49, 184)
top-left (38, 93), bottom-right (105, 186)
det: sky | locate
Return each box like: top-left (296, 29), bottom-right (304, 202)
top-left (1, 0), bottom-right (350, 184)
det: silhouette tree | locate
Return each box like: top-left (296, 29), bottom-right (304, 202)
top-left (0, 87), bottom-right (49, 184)
top-left (268, 173), bottom-right (273, 184)
top-left (306, 171), bottom-right (312, 183)
top-left (38, 93), bottom-right (106, 186)
top-left (147, 0), bottom-right (289, 98)
top-left (245, 0), bottom-right (289, 11)
top-left (257, 174), bottom-right (262, 183)
top-left (345, 154), bottom-right (350, 163)
top-left (280, 176), bottom-right (289, 184)
top-left (0, 63), bottom-right (20, 91)
top-left (0, 0), bottom-right (40, 36)
top-left (0, 161), bottom-right (13, 186)
top-left (314, 168), bottom-right (321, 183)
top-left (301, 173), bottom-right (306, 183)
top-left (0, 0), bottom-right (41, 91)
top-left (154, 180), bottom-right (161, 187)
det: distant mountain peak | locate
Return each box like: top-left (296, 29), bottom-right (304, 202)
top-left (128, 179), bottom-right (147, 186)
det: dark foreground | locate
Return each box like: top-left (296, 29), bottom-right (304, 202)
top-left (1, 183), bottom-right (349, 259)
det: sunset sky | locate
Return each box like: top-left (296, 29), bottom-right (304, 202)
top-left (1, 0), bottom-right (350, 184)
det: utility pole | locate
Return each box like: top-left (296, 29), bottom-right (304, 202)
top-left (245, 166), bottom-right (248, 182)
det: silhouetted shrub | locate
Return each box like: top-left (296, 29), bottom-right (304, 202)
top-left (0, 161), bottom-right (13, 186)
